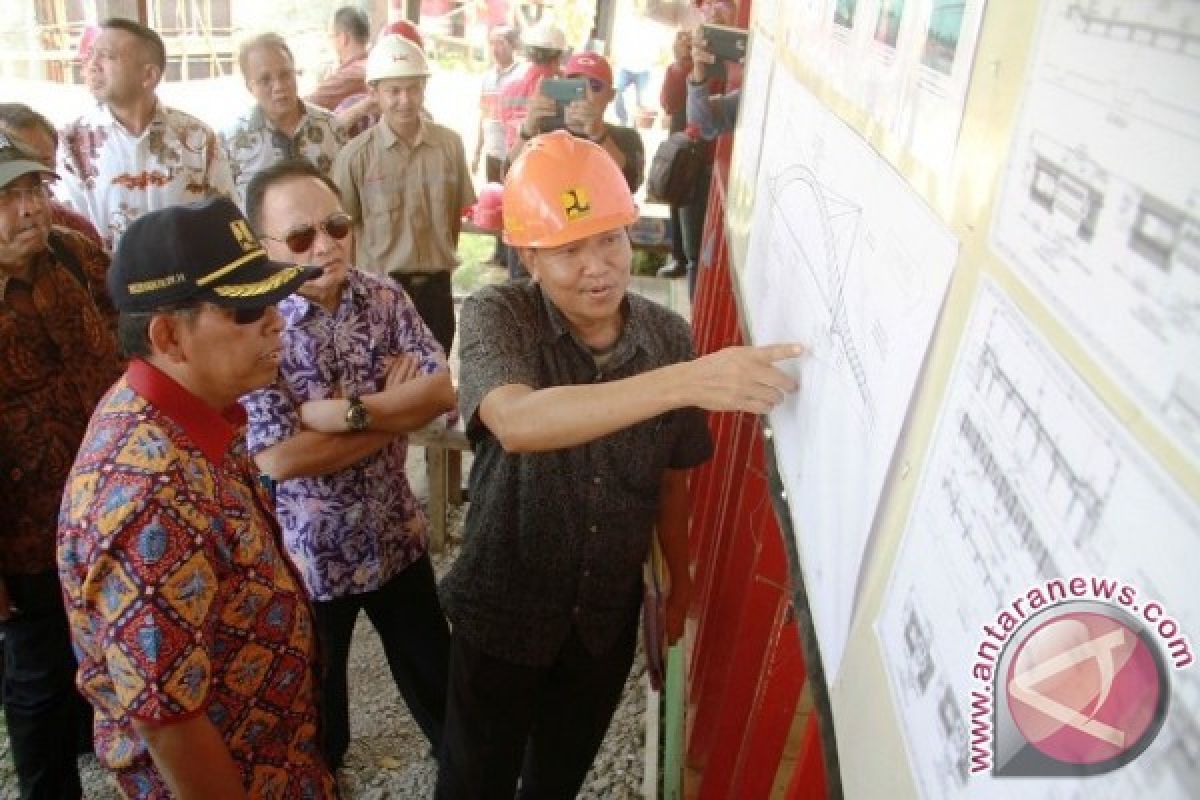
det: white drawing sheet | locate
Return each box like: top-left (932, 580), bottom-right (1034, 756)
top-left (875, 280), bottom-right (1200, 799)
top-left (991, 0), bottom-right (1200, 465)
top-left (737, 67), bottom-right (957, 680)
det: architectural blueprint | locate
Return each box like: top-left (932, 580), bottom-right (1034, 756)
top-left (780, 0), bottom-right (987, 167)
top-left (875, 281), bottom-right (1200, 799)
top-left (737, 68), bottom-right (957, 680)
top-left (991, 0), bottom-right (1200, 464)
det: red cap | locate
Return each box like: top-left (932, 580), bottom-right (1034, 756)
top-left (564, 52), bottom-right (613, 88)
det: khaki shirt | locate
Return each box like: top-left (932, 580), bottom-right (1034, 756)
top-left (332, 118), bottom-right (476, 277)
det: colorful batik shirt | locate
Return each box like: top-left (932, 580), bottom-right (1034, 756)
top-left (220, 102), bottom-right (347, 209)
top-left (57, 360), bottom-right (334, 799)
top-left (58, 102), bottom-right (234, 250)
top-left (243, 269), bottom-right (446, 602)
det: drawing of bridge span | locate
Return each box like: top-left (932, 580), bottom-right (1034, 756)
top-left (766, 164), bottom-right (876, 428)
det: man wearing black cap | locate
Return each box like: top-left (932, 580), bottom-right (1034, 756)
top-left (0, 131), bottom-right (119, 799)
top-left (57, 197), bottom-right (336, 799)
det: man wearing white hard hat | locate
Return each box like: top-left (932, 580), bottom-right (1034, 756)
top-left (332, 34), bottom-right (475, 355)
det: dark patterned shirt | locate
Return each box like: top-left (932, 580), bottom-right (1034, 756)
top-left (243, 269), bottom-right (446, 601)
top-left (0, 228), bottom-right (120, 575)
top-left (58, 360), bottom-right (334, 799)
top-left (440, 282), bottom-right (713, 666)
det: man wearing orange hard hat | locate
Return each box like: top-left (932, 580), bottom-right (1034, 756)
top-left (436, 130), bottom-right (806, 797)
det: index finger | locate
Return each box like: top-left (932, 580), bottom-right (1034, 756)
top-left (754, 343), bottom-right (807, 363)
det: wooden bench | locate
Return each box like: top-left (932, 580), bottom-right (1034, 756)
top-left (410, 417), bottom-right (471, 552)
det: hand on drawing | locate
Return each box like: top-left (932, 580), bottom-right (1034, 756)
top-left (682, 343), bottom-right (806, 415)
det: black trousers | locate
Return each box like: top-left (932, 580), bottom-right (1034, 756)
top-left (435, 611), bottom-right (639, 799)
top-left (392, 271), bottom-right (455, 357)
top-left (1, 570), bottom-right (91, 800)
top-left (313, 554), bottom-right (451, 770)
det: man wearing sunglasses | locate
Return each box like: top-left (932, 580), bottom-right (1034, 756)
top-left (58, 197), bottom-right (337, 799)
top-left (332, 34), bottom-right (475, 357)
top-left (242, 159), bottom-right (455, 773)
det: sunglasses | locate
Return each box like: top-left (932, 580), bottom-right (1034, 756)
top-left (263, 212), bottom-right (352, 254)
top-left (228, 305), bottom-right (273, 325)
top-left (149, 303), bottom-right (273, 325)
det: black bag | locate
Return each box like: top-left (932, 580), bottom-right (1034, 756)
top-left (647, 132), bottom-right (703, 206)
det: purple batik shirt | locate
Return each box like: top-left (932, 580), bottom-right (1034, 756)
top-left (243, 269), bottom-right (446, 602)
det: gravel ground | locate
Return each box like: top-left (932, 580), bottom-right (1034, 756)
top-left (0, 505), bottom-right (650, 799)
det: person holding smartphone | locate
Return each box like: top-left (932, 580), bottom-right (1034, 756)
top-left (517, 52), bottom-right (644, 194)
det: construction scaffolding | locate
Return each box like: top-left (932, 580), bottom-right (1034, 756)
top-left (1, 0), bottom-right (235, 83)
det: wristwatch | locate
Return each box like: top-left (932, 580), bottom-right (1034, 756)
top-left (345, 396), bottom-right (371, 432)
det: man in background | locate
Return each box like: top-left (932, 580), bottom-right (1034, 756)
top-left (518, 51), bottom-right (644, 193)
top-left (222, 33), bottom-right (347, 208)
top-left (333, 34), bottom-right (475, 356)
top-left (0, 133), bottom-right (120, 800)
top-left (307, 6), bottom-right (371, 112)
top-left (58, 17), bottom-right (233, 249)
top-left (472, 25), bottom-right (523, 267)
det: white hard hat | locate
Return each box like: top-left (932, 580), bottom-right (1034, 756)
top-left (366, 34), bottom-right (431, 82)
top-left (522, 22), bottom-right (566, 52)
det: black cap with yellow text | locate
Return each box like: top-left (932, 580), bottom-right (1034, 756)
top-left (108, 197), bottom-right (319, 313)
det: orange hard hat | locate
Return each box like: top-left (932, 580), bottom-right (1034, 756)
top-left (503, 131), bottom-right (638, 248)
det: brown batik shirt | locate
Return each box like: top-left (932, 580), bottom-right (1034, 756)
top-left (441, 281), bottom-right (713, 667)
top-left (1, 227), bottom-right (122, 575)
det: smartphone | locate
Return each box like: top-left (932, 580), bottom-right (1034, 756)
top-left (701, 23), bottom-right (749, 64)
top-left (541, 77), bottom-right (587, 104)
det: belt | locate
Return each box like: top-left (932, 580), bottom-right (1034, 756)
top-left (390, 271), bottom-right (447, 288)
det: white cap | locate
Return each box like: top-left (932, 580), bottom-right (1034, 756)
top-left (366, 34), bottom-right (431, 82)
top-left (523, 22), bottom-right (566, 52)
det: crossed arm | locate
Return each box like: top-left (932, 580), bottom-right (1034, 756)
top-left (254, 356), bottom-right (456, 481)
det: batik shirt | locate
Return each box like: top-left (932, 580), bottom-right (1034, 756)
top-left (243, 269), bottom-right (446, 602)
top-left (57, 360), bottom-right (334, 799)
top-left (58, 101), bottom-right (234, 250)
top-left (1, 228), bottom-right (120, 576)
top-left (220, 102), bottom-right (347, 209)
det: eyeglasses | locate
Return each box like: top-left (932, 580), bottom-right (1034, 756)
top-left (262, 212), bottom-right (352, 254)
top-left (144, 302), bottom-right (273, 326)
top-left (228, 305), bottom-right (273, 325)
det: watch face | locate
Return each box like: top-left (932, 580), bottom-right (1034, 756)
top-left (347, 399), bottom-right (370, 431)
